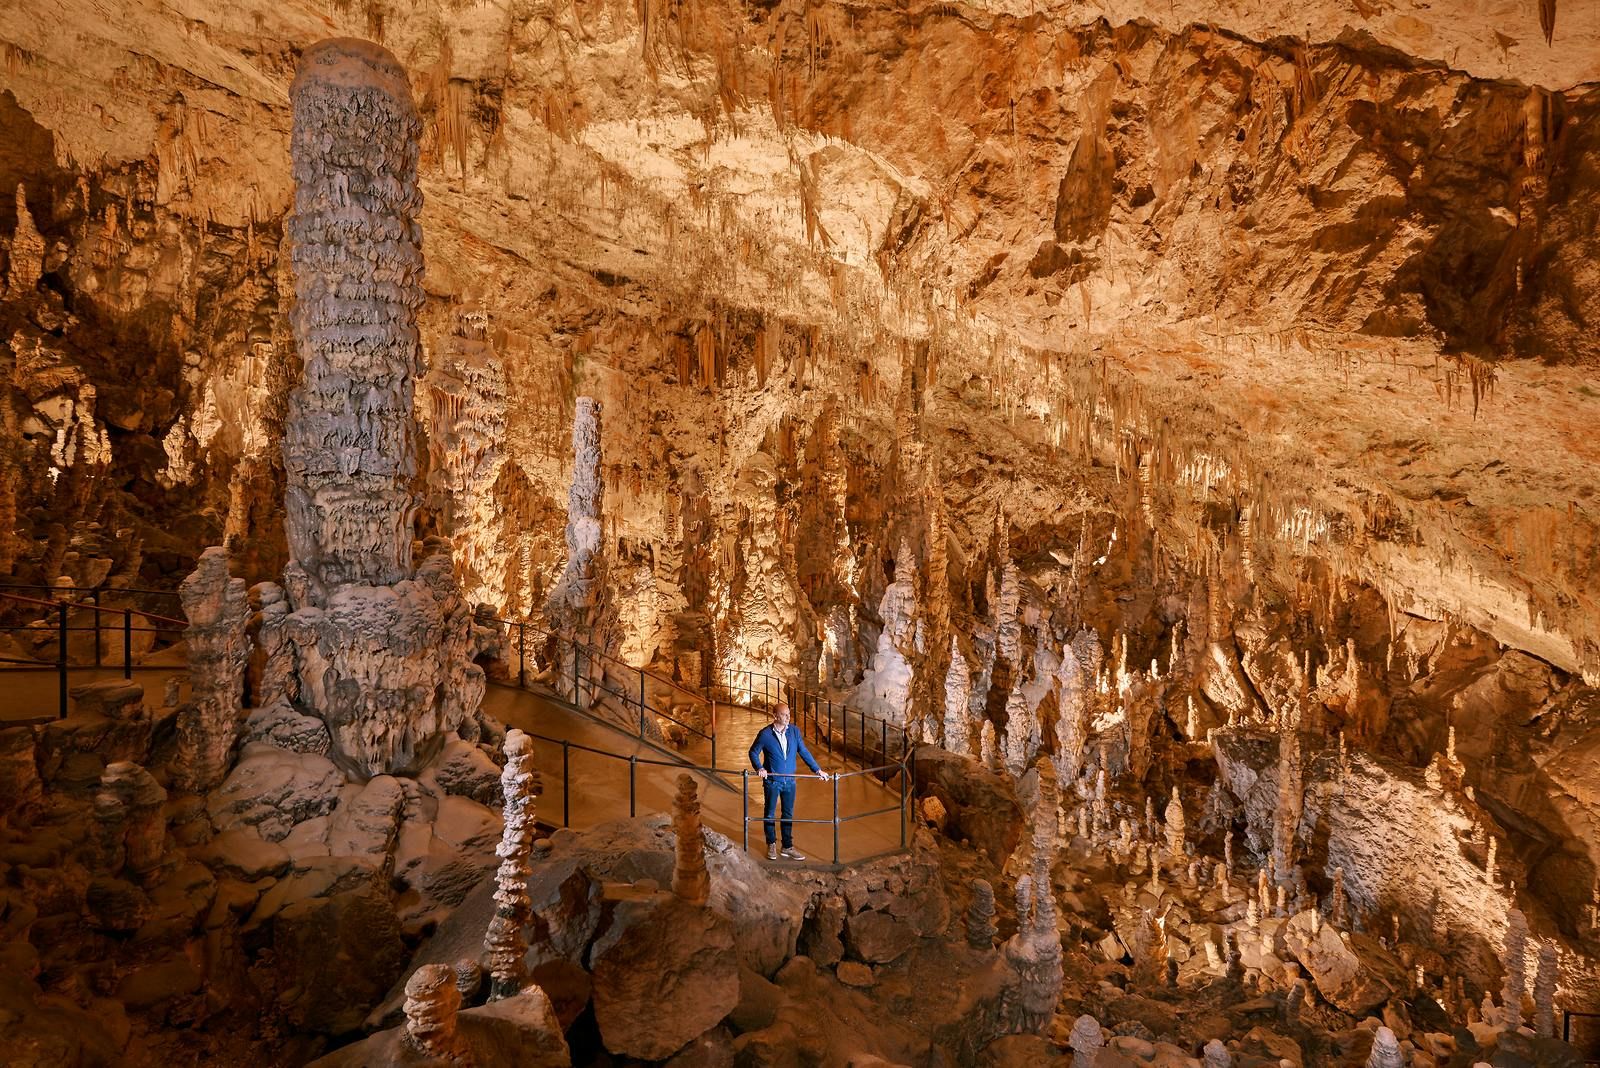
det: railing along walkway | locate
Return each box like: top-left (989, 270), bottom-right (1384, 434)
top-left (0, 585), bottom-right (190, 724)
top-left (485, 684), bottom-right (909, 868)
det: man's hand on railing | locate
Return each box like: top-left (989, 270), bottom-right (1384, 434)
top-left (817, 770), bottom-right (831, 782)
top-left (757, 768), bottom-right (768, 779)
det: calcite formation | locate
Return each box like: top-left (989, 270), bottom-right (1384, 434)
top-left (175, 547), bottom-right (251, 793)
top-left (401, 964), bottom-right (471, 1063)
top-left (671, 773), bottom-right (710, 907)
top-left (277, 38), bottom-right (484, 776)
top-left (546, 397), bottom-right (607, 645)
top-left (485, 729), bottom-right (536, 1000)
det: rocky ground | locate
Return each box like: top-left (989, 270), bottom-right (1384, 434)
top-left (2, 649), bottom-right (1594, 1065)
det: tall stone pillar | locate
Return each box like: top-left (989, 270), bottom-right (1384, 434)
top-left (280, 39), bottom-right (484, 777)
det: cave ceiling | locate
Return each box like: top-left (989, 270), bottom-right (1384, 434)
top-left (2, 0), bottom-right (1599, 671)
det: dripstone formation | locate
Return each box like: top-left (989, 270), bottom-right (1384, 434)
top-left (276, 38), bottom-right (485, 777)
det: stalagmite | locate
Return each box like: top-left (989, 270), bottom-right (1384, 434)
top-left (967, 878), bottom-right (997, 950)
top-left (1534, 941), bottom-right (1558, 1037)
top-left (1202, 1039), bottom-right (1233, 1067)
top-left (175, 547), bottom-right (250, 793)
top-left (547, 396), bottom-right (609, 643)
top-left (1502, 906), bottom-right (1528, 1032)
top-left (279, 38), bottom-right (484, 776)
top-left (943, 638), bottom-right (972, 756)
top-left (484, 730), bottom-right (536, 1000)
top-left (1365, 1025), bottom-right (1403, 1068)
top-left (1068, 1014), bottom-right (1104, 1067)
top-left (1165, 786), bottom-right (1185, 860)
top-left (1271, 709), bottom-right (1303, 881)
top-left (671, 773), bottom-right (710, 906)
top-left (402, 964), bottom-right (472, 1063)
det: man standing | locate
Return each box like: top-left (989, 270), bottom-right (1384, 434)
top-left (748, 702), bottom-right (829, 861)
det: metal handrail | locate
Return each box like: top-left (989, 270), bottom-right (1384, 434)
top-left (509, 723), bottom-right (910, 866)
top-left (0, 591), bottom-right (189, 719)
top-left (711, 665), bottom-right (912, 770)
top-left (497, 618), bottom-right (720, 768)
top-left (0, 589), bottom-right (187, 627)
top-left (0, 582), bottom-right (182, 600)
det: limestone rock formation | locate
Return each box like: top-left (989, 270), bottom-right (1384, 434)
top-left (589, 892), bottom-right (739, 1060)
top-left (402, 964), bottom-right (472, 1062)
top-left (672, 773), bottom-right (710, 906)
top-left (277, 38), bottom-right (485, 777)
top-left (486, 729), bottom-right (537, 1000)
top-left (175, 547), bottom-right (250, 792)
top-left (546, 396), bottom-right (607, 645)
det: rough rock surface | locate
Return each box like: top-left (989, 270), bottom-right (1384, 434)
top-left (590, 892), bottom-right (740, 1060)
top-left (206, 743), bottom-right (344, 842)
top-left (276, 38), bottom-right (486, 777)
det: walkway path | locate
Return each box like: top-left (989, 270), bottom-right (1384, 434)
top-left (0, 658), bottom-right (908, 867)
top-left (485, 684), bottom-right (908, 867)
top-left (0, 665), bottom-right (188, 724)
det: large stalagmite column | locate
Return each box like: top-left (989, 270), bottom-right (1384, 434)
top-left (280, 39), bottom-right (484, 776)
top-left (285, 39), bottom-right (422, 590)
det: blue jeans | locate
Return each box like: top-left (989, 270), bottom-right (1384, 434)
top-left (763, 779), bottom-right (796, 847)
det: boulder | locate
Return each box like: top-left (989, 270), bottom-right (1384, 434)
top-left (845, 909), bottom-right (919, 964)
top-left (272, 888), bottom-right (406, 1034)
top-left (911, 745), bottom-right (1023, 862)
top-left (207, 744), bottom-right (344, 842)
top-left (241, 702), bottom-right (331, 755)
top-left (423, 737), bottom-right (505, 805)
top-left (590, 893), bottom-right (739, 1060)
top-left (836, 960), bottom-right (875, 988)
top-left (309, 985), bottom-right (571, 1068)
top-left (69, 680), bottom-right (145, 720)
top-left (195, 828), bottom-right (291, 881)
top-left (1280, 911), bottom-right (1359, 999)
top-left (325, 775), bottom-right (404, 866)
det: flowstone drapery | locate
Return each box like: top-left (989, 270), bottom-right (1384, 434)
top-left (277, 38), bottom-right (485, 777)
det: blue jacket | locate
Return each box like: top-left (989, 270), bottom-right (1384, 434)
top-left (748, 724), bottom-right (821, 780)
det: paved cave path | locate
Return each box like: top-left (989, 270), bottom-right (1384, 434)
top-left (483, 683), bottom-right (908, 867)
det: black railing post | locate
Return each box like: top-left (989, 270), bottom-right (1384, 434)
top-left (711, 733), bottom-right (718, 770)
top-left (90, 598), bottom-right (100, 668)
top-left (572, 640), bottom-right (581, 709)
top-left (561, 741), bottom-right (571, 827)
top-left (900, 765), bottom-right (907, 849)
top-left (827, 700), bottom-right (833, 756)
top-left (741, 770), bottom-right (749, 852)
top-left (57, 601), bottom-right (68, 719)
top-left (628, 755), bottom-right (637, 818)
top-left (832, 773), bottom-right (840, 865)
top-left (517, 621), bottom-right (526, 688)
top-left (122, 609), bottom-right (132, 681)
top-left (639, 668), bottom-right (646, 738)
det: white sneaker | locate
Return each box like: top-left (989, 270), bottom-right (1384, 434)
top-left (780, 846), bottom-right (806, 861)
top-left (767, 843), bottom-right (778, 861)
